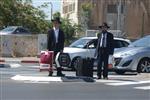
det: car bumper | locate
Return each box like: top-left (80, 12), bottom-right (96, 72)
top-left (113, 56), bottom-right (137, 71)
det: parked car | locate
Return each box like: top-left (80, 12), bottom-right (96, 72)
top-left (0, 26), bottom-right (31, 35)
top-left (113, 35), bottom-right (150, 74)
top-left (57, 37), bottom-right (131, 70)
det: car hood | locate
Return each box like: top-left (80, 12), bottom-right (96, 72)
top-left (114, 47), bottom-right (150, 56)
top-left (63, 47), bottom-right (86, 54)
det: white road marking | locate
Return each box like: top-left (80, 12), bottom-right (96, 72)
top-left (134, 86), bottom-right (150, 90)
top-left (106, 80), bottom-right (150, 86)
top-left (26, 65), bottom-right (40, 68)
top-left (95, 79), bottom-right (127, 83)
top-left (10, 63), bottom-right (22, 68)
top-left (11, 75), bottom-right (62, 82)
top-left (24, 81), bottom-right (50, 84)
top-left (93, 75), bottom-right (136, 78)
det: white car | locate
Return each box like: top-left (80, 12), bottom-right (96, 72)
top-left (57, 37), bottom-right (131, 70)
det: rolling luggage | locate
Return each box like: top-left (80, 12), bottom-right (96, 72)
top-left (39, 51), bottom-right (54, 73)
top-left (76, 57), bottom-right (94, 77)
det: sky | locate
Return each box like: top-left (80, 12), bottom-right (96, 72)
top-left (32, 0), bottom-right (61, 20)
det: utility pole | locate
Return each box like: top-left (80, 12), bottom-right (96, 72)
top-left (117, 0), bottom-right (122, 37)
top-left (0, 35), bottom-right (2, 57)
top-left (141, 12), bottom-right (145, 37)
top-left (49, 2), bottom-right (53, 20)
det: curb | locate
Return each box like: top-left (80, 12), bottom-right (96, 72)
top-left (0, 59), bottom-right (39, 64)
top-left (21, 60), bottom-right (39, 63)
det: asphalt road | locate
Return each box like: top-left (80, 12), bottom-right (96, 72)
top-left (0, 63), bottom-right (150, 100)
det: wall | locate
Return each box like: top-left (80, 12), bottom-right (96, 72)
top-left (0, 34), bottom-right (47, 57)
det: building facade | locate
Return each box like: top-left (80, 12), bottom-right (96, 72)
top-left (61, 0), bottom-right (150, 39)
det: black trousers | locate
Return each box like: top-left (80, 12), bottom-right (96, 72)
top-left (97, 48), bottom-right (109, 78)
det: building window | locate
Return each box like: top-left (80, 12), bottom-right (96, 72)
top-left (63, 6), bottom-right (68, 14)
top-left (107, 4), bottom-right (124, 14)
top-left (63, 3), bottom-right (75, 14)
top-left (107, 4), bottom-right (117, 13)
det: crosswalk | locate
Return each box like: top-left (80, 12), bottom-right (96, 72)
top-left (11, 74), bottom-right (150, 90)
top-left (1, 63), bottom-right (150, 91)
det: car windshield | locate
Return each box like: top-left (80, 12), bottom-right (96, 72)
top-left (0, 27), bottom-right (16, 32)
top-left (128, 35), bottom-right (150, 47)
top-left (70, 38), bottom-right (91, 48)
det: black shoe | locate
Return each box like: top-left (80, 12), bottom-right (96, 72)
top-left (97, 76), bottom-right (101, 79)
top-left (57, 72), bottom-right (65, 77)
top-left (48, 72), bottom-right (53, 76)
top-left (57, 67), bottom-right (65, 77)
top-left (103, 77), bottom-right (108, 80)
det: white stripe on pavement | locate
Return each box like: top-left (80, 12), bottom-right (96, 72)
top-left (24, 81), bottom-right (50, 84)
top-left (10, 64), bottom-right (22, 68)
top-left (11, 75), bottom-right (62, 82)
top-left (93, 75), bottom-right (136, 78)
top-left (134, 86), bottom-right (150, 90)
top-left (106, 80), bottom-right (150, 86)
top-left (95, 79), bottom-right (127, 83)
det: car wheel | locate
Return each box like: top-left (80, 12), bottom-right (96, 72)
top-left (137, 58), bottom-right (150, 73)
top-left (72, 57), bottom-right (81, 70)
top-left (115, 70), bottom-right (126, 75)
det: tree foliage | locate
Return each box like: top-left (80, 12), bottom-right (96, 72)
top-left (0, 0), bottom-right (81, 45)
top-left (0, 0), bottom-right (50, 34)
top-left (79, 2), bottom-right (93, 32)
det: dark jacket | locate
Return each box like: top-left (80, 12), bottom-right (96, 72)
top-left (47, 29), bottom-right (65, 52)
top-left (95, 31), bottom-right (114, 57)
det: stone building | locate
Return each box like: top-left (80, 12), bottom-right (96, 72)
top-left (61, 0), bottom-right (150, 39)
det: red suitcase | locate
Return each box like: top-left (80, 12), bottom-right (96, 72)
top-left (39, 51), bottom-right (54, 72)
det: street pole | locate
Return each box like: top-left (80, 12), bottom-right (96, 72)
top-left (141, 12), bottom-right (145, 37)
top-left (0, 35), bottom-right (2, 57)
top-left (49, 2), bottom-right (53, 20)
top-left (117, 0), bottom-right (122, 37)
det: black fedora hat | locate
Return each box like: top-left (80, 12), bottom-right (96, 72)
top-left (99, 22), bottom-right (110, 28)
top-left (51, 17), bottom-right (62, 24)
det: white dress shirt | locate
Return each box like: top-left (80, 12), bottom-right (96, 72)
top-left (53, 27), bottom-right (59, 43)
top-left (100, 33), bottom-right (107, 47)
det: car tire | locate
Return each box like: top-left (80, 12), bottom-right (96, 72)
top-left (115, 70), bottom-right (126, 75)
top-left (137, 58), bottom-right (150, 73)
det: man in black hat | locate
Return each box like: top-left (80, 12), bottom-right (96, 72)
top-left (47, 17), bottom-right (65, 76)
top-left (95, 22), bottom-right (114, 79)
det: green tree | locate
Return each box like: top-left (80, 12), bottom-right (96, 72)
top-left (0, 0), bottom-right (50, 33)
top-left (79, 2), bottom-right (93, 32)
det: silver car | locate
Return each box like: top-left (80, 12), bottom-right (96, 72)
top-left (113, 35), bottom-right (150, 74)
top-left (0, 26), bottom-right (31, 35)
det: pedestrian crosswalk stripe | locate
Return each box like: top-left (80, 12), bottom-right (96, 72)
top-left (93, 75), bottom-right (136, 78)
top-left (11, 75), bottom-right (62, 82)
top-left (134, 86), bottom-right (150, 90)
top-left (24, 81), bottom-right (50, 84)
top-left (10, 63), bottom-right (22, 68)
top-left (106, 80), bottom-right (150, 86)
top-left (95, 79), bottom-right (127, 83)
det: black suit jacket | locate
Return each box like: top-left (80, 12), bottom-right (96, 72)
top-left (95, 31), bottom-right (114, 57)
top-left (47, 29), bottom-right (65, 52)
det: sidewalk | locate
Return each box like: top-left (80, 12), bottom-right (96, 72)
top-left (0, 57), bottom-right (39, 63)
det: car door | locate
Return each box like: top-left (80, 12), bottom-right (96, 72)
top-left (86, 39), bottom-right (98, 58)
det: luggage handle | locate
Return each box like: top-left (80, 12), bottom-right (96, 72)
top-left (86, 43), bottom-right (93, 59)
